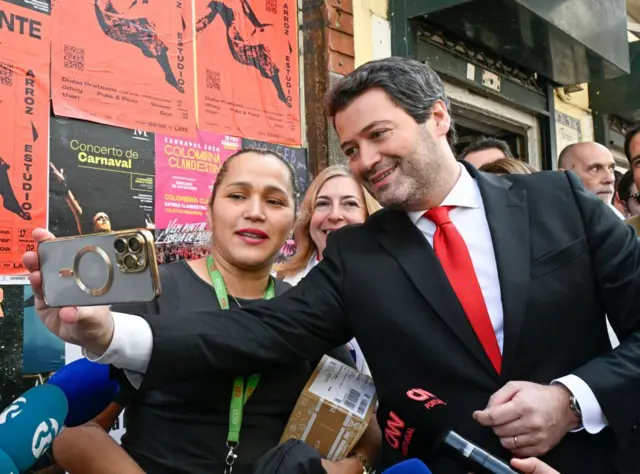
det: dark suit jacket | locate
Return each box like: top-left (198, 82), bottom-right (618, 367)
top-left (141, 166), bottom-right (640, 474)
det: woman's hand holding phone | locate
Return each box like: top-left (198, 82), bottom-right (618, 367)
top-left (22, 228), bottom-right (115, 356)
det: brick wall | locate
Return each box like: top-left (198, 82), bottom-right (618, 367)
top-left (326, 0), bottom-right (355, 75)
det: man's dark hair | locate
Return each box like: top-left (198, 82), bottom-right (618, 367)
top-left (459, 137), bottom-right (513, 160)
top-left (624, 122), bottom-right (640, 162)
top-left (325, 57), bottom-right (457, 148)
top-left (618, 170), bottom-right (636, 202)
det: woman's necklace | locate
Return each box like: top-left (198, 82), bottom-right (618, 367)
top-left (229, 294), bottom-right (242, 308)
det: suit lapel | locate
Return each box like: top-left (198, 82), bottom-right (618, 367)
top-left (470, 166), bottom-right (530, 380)
top-left (377, 208), bottom-right (499, 379)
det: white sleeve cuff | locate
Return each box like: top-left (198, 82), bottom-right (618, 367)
top-left (553, 374), bottom-right (608, 434)
top-left (82, 311), bottom-right (153, 375)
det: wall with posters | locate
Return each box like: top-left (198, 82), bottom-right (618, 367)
top-left (0, 0), bottom-right (310, 448)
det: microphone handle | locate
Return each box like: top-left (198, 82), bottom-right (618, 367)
top-left (443, 431), bottom-right (519, 474)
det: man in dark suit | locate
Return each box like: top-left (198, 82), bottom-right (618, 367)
top-left (25, 58), bottom-right (640, 474)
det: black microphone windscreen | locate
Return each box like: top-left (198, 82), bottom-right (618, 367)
top-left (380, 388), bottom-right (451, 459)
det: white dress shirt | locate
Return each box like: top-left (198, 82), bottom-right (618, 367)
top-left (89, 164), bottom-right (607, 433)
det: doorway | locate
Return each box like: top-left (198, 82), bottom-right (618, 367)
top-left (452, 106), bottom-right (527, 160)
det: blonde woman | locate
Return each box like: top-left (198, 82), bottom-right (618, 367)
top-left (276, 165), bottom-right (381, 374)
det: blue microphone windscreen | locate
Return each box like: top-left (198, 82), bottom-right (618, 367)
top-left (48, 357), bottom-right (119, 427)
top-left (0, 384), bottom-right (68, 472)
top-left (0, 447), bottom-right (18, 474)
top-left (383, 459), bottom-right (433, 474)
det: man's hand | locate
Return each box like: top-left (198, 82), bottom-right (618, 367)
top-left (321, 458), bottom-right (364, 474)
top-left (22, 228), bottom-right (115, 355)
top-left (473, 381), bottom-right (578, 457)
top-left (511, 457), bottom-right (560, 474)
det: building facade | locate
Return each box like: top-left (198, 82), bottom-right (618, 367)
top-left (301, 0), bottom-right (636, 172)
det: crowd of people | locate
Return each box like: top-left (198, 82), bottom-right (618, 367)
top-left (19, 57), bottom-right (640, 474)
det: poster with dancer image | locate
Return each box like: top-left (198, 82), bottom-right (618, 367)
top-left (49, 117), bottom-right (155, 238)
top-left (51, 0), bottom-right (196, 137)
top-left (155, 132), bottom-right (240, 264)
top-left (0, 1), bottom-right (50, 278)
top-left (195, 0), bottom-right (301, 145)
top-left (0, 284), bottom-right (26, 412)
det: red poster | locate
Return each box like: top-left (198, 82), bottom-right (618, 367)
top-left (51, 0), bottom-right (195, 137)
top-left (0, 0), bottom-right (50, 275)
top-left (195, 0), bottom-right (301, 145)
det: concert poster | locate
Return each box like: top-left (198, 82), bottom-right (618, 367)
top-left (49, 117), bottom-right (155, 238)
top-left (0, 284), bottom-right (26, 412)
top-left (50, 0), bottom-right (196, 137)
top-left (195, 0), bottom-right (301, 145)
top-left (0, 1), bottom-right (50, 277)
top-left (155, 131), bottom-right (240, 264)
top-left (23, 285), bottom-right (64, 376)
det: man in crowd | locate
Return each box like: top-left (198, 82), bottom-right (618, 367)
top-left (557, 142), bottom-right (617, 203)
top-left (24, 58), bottom-right (640, 474)
top-left (611, 170), bottom-right (627, 216)
top-left (617, 170), bottom-right (640, 218)
top-left (624, 123), bottom-right (640, 232)
top-left (459, 137), bottom-right (513, 168)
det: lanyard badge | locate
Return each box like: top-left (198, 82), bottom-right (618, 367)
top-left (206, 256), bottom-right (275, 473)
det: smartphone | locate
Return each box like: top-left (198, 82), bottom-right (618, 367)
top-left (39, 229), bottom-right (161, 308)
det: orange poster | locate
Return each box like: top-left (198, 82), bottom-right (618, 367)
top-left (195, 0), bottom-right (301, 145)
top-left (51, 0), bottom-right (195, 137)
top-left (0, 0), bottom-right (50, 276)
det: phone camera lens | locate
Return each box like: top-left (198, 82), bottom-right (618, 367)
top-left (114, 238), bottom-right (127, 254)
top-left (128, 236), bottom-right (142, 253)
top-left (124, 255), bottom-right (138, 270)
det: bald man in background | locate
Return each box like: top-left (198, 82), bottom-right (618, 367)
top-left (558, 142), bottom-right (622, 347)
top-left (557, 143), bottom-right (620, 215)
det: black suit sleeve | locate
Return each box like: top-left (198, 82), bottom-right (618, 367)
top-left (141, 237), bottom-right (352, 391)
top-left (567, 171), bottom-right (640, 448)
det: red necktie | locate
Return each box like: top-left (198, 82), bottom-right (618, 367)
top-left (425, 206), bottom-right (502, 374)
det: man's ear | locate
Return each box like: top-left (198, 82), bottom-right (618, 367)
top-left (430, 100), bottom-right (451, 140)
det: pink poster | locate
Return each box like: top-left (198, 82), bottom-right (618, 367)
top-left (154, 132), bottom-right (240, 263)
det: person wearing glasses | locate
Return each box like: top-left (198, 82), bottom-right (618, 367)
top-left (616, 170), bottom-right (640, 219)
top-left (624, 123), bottom-right (640, 233)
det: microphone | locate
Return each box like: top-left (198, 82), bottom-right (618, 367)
top-left (48, 357), bottom-right (120, 427)
top-left (0, 384), bottom-right (68, 472)
top-left (381, 388), bottom-right (518, 474)
top-left (0, 447), bottom-right (18, 474)
top-left (383, 459), bottom-right (433, 473)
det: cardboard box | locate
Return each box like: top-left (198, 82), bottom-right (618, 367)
top-left (279, 355), bottom-right (377, 461)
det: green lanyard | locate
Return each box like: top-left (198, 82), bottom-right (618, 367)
top-left (206, 256), bottom-right (275, 470)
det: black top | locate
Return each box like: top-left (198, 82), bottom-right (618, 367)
top-left (112, 261), bottom-right (355, 474)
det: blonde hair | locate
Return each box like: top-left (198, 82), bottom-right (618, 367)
top-left (479, 157), bottom-right (537, 175)
top-left (276, 165), bottom-right (380, 278)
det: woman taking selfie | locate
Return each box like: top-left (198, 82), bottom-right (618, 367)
top-left (276, 165), bottom-right (381, 375)
top-left (28, 150), bottom-right (380, 474)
